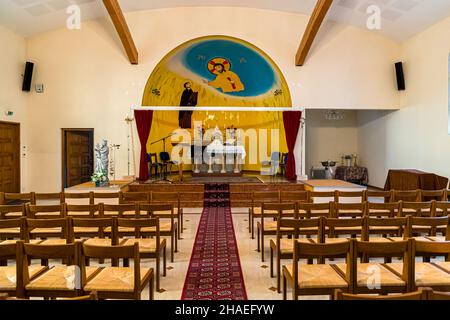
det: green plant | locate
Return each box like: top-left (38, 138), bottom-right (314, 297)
top-left (91, 172), bottom-right (107, 183)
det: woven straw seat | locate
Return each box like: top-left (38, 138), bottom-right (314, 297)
top-left (26, 266), bottom-right (99, 291)
top-left (284, 264), bottom-right (348, 289)
top-left (67, 212), bottom-right (99, 217)
top-left (122, 238), bottom-right (165, 253)
top-left (434, 262), bottom-right (450, 273)
top-left (30, 227), bottom-right (62, 234)
top-left (336, 263), bottom-right (405, 288)
top-left (389, 262), bottom-right (450, 287)
top-left (0, 227), bottom-right (20, 234)
top-left (355, 237), bottom-right (393, 243)
top-left (84, 267), bottom-right (152, 293)
top-left (252, 207), bottom-right (278, 215)
top-left (257, 221), bottom-right (294, 231)
top-left (73, 227), bottom-right (100, 233)
top-left (369, 226), bottom-right (401, 231)
top-left (103, 211), bottom-right (136, 217)
top-left (152, 208), bottom-right (179, 216)
top-left (1, 239), bottom-right (41, 245)
top-left (269, 238), bottom-right (311, 254)
top-left (1, 212), bottom-right (22, 218)
top-left (427, 236), bottom-right (447, 242)
top-left (34, 212), bottom-right (61, 217)
top-left (389, 237), bottom-right (431, 242)
top-left (39, 239), bottom-right (69, 245)
top-left (334, 226), bottom-right (363, 231)
top-left (84, 238), bottom-right (113, 247)
top-left (0, 265), bottom-right (47, 290)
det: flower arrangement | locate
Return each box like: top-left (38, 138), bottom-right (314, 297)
top-left (91, 172), bottom-right (107, 187)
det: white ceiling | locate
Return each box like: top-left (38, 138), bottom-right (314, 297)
top-left (1, 0), bottom-right (450, 41)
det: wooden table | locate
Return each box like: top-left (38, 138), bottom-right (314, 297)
top-left (301, 179), bottom-right (366, 203)
top-left (384, 170), bottom-right (448, 191)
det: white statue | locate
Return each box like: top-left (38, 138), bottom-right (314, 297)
top-left (95, 140), bottom-right (109, 182)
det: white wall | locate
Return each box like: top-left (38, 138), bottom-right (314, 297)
top-left (357, 15), bottom-right (450, 188)
top-left (21, 7), bottom-right (401, 191)
top-left (0, 26), bottom-right (28, 191)
top-left (305, 110), bottom-right (358, 173)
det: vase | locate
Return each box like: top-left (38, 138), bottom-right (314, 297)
top-left (345, 158), bottom-right (352, 167)
top-left (95, 181), bottom-right (101, 187)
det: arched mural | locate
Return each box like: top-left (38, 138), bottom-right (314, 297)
top-left (142, 35), bottom-right (293, 171)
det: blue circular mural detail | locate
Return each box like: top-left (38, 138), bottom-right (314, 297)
top-left (183, 39), bottom-right (276, 97)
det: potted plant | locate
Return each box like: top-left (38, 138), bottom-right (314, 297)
top-left (91, 172), bottom-right (107, 187)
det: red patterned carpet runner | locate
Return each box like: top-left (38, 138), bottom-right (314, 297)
top-left (181, 183), bottom-right (247, 300)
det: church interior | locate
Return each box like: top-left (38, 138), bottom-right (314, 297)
top-left (1, 0), bottom-right (450, 304)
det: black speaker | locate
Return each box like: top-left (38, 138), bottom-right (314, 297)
top-left (22, 62), bottom-right (34, 92)
top-left (395, 62), bottom-right (405, 91)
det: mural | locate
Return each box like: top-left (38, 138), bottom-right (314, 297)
top-left (448, 54), bottom-right (450, 135)
top-left (142, 36), bottom-right (292, 171)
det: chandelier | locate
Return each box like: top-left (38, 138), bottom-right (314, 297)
top-left (324, 110), bottom-right (345, 121)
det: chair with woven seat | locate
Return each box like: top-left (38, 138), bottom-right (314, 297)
top-left (350, 239), bottom-right (413, 294)
top-left (407, 240), bottom-right (450, 292)
top-left (62, 192), bottom-right (94, 205)
top-left (334, 288), bottom-right (428, 300)
top-left (257, 202), bottom-right (297, 262)
top-left (391, 190), bottom-right (421, 203)
top-left (282, 240), bottom-right (354, 300)
top-left (363, 217), bottom-right (407, 243)
top-left (102, 203), bottom-right (138, 218)
top-left (335, 191), bottom-right (366, 203)
top-left (322, 217), bottom-right (365, 242)
top-left (434, 201), bottom-right (450, 218)
top-left (82, 242), bottom-right (154, 300)
top-left (138, 204), bottom-right (177, 263)
top-left (426, 289), bottom-right (450, 300)
top-left (24, 218), bottom-right (72, 248)
top-left (270, 216), bottom-right (323, 293)
top-left (0, 218), bottom-right (24, 243)
top-left (366, 201), bottom-right (402, 218)
top-left (151, 192), bottom-right (182, 238)
top-left (33, 193), bottom-right (64, 205)
top-left (0, 193), bottom-right (35, 206)
top-left (119, 192), bottom-right (150, 205)
top-left (307, 191), bottom-right (338, 204)
top-left (298, 202), bottom-right (332, 220)
top-left (16, 241), bottom-right (94, 299)
top-left (116, 218), bottom-right (166, 292)
top-left (71, 217), bottom-right (116, 243)
top-left (0, 204), bottom-right (26, 220)
top-left (66, 203), bottom-right (102, 218)
top-left (404, 216), bottom-right (450, 243)
top-left (400, 201), bottom-right (434, 217)
top-left (421, 190), bottom-right (447, 202)
top-left (333, 202), bottom-right (366, 218)
top-left (26, 204), bottom-right (66, 219)
top-left (0, 242), bottom-right (47, 298)
top-left (92, 192), bottom-right (120, 205)
top-left (280, 191), bottom-right (308, 204)
top-left (250, 191), bottom-right (280, 239)
top-left (366, 190), bottom-right (393, 203)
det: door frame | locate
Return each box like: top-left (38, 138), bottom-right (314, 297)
top-left (0, 121), bottom-right (21, 193)
top-left (61, 128), bottom-right (94, 190)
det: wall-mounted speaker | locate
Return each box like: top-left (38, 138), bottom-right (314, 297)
top-left (22, 62), bottom-right (34, 92)
top-left (395, 62), bottom-right (406, 91)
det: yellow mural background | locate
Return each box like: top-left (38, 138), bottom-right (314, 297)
top-left (142, 36), bottom-right (292, 171)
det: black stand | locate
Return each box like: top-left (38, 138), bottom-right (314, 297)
top-left (149, 133), bottom-right (175, 183)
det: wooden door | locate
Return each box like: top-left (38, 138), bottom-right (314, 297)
top-left (62, 129), bottom-right (94, 188)
top-left (0, 122), bottom-right (20, 193)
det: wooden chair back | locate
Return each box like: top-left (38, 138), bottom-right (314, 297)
top-left (280, 191), bottom-right (308, 203)
top-left (24, 217), bottom-right (72, 242)
top-left (298, 202), bottom-right (332, 218)
top-left (335, 191), bottom-right (365, 203)
top-left (0, 204), bottom-right (26, 219)
top-left (0, 193), bottom-right (34, 205)
top-left (278, 217), bottom-right (323, 242)
top-left (102, 203), bottom-right (138, 218)
top-left (405, 216), bottom-right (449, 238)
top-left (366, 202), bottom-right (401, 218)
top-left (413, 240), bottom-right (450, 261)
top-left (117, 217), bottom-right (160, 239)
top-left (400, 201), bottom-right (434, 217)
top-left (421, 190), bottom-right (447, 202)
top-left (62, 192), bottom-right (94, 205)
top-left (119, 192), bottom-right (150, 204)
top-left (71, 217), bottom-right (117, 243)
top-left (0, 242), bottom-right (17, 260)
top-left (66, 204), bottom-right (102, 218)
top-left (252, 191), bottom-right (280, 207)
top-left (324, 217), bottom-right (365, 238)
top-left (366, 190), bottom-right (393, 203)
top-left (138, 203), bottom-right (173, 218)
top-left (392, 190), bottom-right (421, 202)
top-left (333, 202), bottom-right (366, 218)
top-left (0, 218), bottom-right (25, 240)
top-left (262, 202), bottom-right (297, 218)
top-left (434, 202), bottom-right (450, 217)
top-left (92, 192), bottom-right (120, 204)
top-left (363, 217), bottom-right (407, 241)
top-left (307, 191), bottom-right (337, 203)
top-left (26, 204), bottom-right (66, 219)
top-left (33, 192), bottom-right (64, 205)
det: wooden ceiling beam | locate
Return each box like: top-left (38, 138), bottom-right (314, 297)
top-left (295, 0), bottom-right (333, 66)
top-left (103, 0), bottom-right (138, 65)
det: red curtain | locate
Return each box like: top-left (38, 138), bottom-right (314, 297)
top-left (134, 110), bottom-right (153, 181)
top-left (283, 111), bottom-right (302, 180)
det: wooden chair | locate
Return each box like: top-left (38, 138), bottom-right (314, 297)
top-left (82, 243), bottom-right (154, 300)
top-left (16, 241), bottom-right (94, 299)
top-left (434, 201), bottom-right (450, 217)
top-left (409, 240), bottom-right (450, 292)
top-left (62, 192), bottom-right (94, 205)
top-left (257, 202), bottom-right (297, 262)
top-left (26, 204), bottom-right (66, 219)
top-left (335, 191), bottom-right (366, 203)
top-left (363, 217), bottom-right (407, 243)
top-left (32, 193), bottom-right (64, 205)
top-left (0, 218), bottom-right (24, 243)
top-left (365, 202), bottom-right (402, 218)
top-left (307, 191), bottom-right (337, 204)
top-left (351, 239), bottom-right (413, 294)
top-left (298, 202), bottom-right (332, 219)
top-left (426, 289), bottom-right (450, 300)
top-left (404, 216), bottom-right (449, 242)
top-left (119, 192), bottom-right (150, 204)
top-left (400, 201), bottom-right (434, 217)
top-left (270, 217), bottom-right (323, 292)
top-left (71, 217), bottom-right (116, 242)
top-left (151, 192), bottom-right (182, 238)
top-left (24, 218), bottom-right (72, 246)
top-left (0, 204), bottom-right (26, 220)
top-left (365, 190), bottom-right (393, 203)
top-left (334, 288), bottom-right (428, 300)
top-left (333, 202), bottom-right (366, 218)
top-left (282, 240), bottom-right (354, 300)
top-left (323, 217), bottom-right (365, 241)
top-left (64, 291), bottom-right (99, 300)
top-left (421, 189), bottom-right (447, 202)
top-left (138, 204), bottom-right (178, 263)
top-left (391, 190), bottom-right (421, 202)
top-left (102, 203), bottom-right (138, 218)
top-left (280, 191), bottom-right (308, 204)
top-left (92, 192), bottom-right (120, 205)
top-left (0, 193), bottom-right (34, 206)
top-left (0, 242), bottom-right (47, 298)
top-left (250, 191), bottom-right (280, 239)
top-left (66, 203), bottom-right (102, 218)
top-left (117, 218), bottom-right (166, 292)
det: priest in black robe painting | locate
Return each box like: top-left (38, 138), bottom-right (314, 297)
top-left (179, 81), bottom-right (198, 129)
